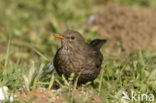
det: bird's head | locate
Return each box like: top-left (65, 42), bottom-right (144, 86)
top-left (54, 30), bottom-right (86, 51)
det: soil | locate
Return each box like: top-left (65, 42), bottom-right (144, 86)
top-left (18, 88), bottom-right (101, 103)
top-left (86, 3), bottom-right (156, 54)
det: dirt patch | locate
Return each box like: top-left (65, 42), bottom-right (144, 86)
top-left (18, 88), bottom-right (101, 103)
top-left (86, 3), bottom-right (156, 54)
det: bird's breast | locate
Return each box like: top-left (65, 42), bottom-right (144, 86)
top-left (57, 49), bottom-right (86, 73)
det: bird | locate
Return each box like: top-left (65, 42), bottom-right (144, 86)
top-left (53, 30), bottom-right (107, 84)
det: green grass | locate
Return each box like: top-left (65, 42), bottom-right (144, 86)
top-left (113, 0), bottom-right (156, 9)
top-left (0, 0), bottom-right (156, 103)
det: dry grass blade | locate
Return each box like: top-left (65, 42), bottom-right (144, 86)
top-left (48, 72), bottom-right (55, 90)
top-left (23, 75), bottom-right (30, 91)
top-left (32, 63), bottom-right (45, 89)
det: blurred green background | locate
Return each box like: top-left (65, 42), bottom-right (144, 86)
top-left (0, 0), bottom-right (100, 64)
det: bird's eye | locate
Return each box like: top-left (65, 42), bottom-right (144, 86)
top-left (71, 36), bottom-right (75, 40)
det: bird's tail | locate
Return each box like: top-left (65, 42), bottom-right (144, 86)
top-left (89, 39), bottom-right (107, 50)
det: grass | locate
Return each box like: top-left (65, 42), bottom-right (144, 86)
top-left (0, 0), bottom-right (156, 103)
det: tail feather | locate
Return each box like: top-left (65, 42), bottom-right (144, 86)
top-left (89, 39), bottom-right (107, 50)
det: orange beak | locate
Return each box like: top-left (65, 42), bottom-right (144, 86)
top-left (54, 34), bottom-right (65, 39)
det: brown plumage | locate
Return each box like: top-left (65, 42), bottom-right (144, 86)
top-left (53, 30), bottom-right (106, 84)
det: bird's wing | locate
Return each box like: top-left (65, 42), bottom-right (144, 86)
top-left (89, 39), bottom-right (106, 68)
top-left (88, 49), bottom-right (103, 69)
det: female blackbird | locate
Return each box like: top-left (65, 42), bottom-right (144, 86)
top-left (53, 30), bottom-right (106, 84)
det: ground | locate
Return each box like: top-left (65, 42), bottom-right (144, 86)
top-left (86, 3), bottom-right (156, 55)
